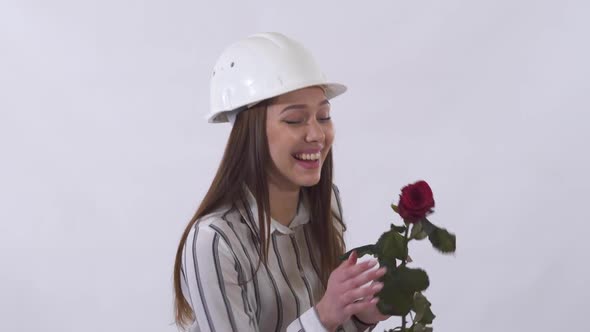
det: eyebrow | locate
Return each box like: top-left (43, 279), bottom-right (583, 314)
top-left (280, 99), bottom-right (331, 114)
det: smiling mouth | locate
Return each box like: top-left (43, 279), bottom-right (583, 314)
top-left (292, 155), bottom-right (320, 163)
top-left (292, 155), bottom-right (320, 170)
top-left (292, 152), bottom-right (321, 161)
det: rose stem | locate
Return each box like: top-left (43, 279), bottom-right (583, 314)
top-left (401, 223), bottom-right (410, 330)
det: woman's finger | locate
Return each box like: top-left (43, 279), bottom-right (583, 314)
top-left (336, 251), bottom-right (358, 271)
top-left (339, 260), bottom-right (377, 281)
top-left (333, 259), bottom-right (369, 282)
top-left (341, 281), bottom-right (384, 304)
top-left (343, 266), bottom-right (386, 290)
top-left (342, 296), bottom-right (379, 316)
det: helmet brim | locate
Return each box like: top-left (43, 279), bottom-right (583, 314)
top-left (206, 82), bottom-right (347, 124)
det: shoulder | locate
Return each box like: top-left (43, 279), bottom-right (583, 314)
top-left (185, 205), bottom-right (245, 252)
top-left (181, 206), bottom-right (250, 285)
top-left (331, 183), bottom-right (343, 209)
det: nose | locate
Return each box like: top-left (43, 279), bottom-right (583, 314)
top-left (305, 119), bottom-right (325, 143)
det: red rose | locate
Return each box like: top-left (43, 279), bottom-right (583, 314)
top-left (397, 180), bottom-right (435, 223)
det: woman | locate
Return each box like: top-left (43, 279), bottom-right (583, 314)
top-left (173, 32), bottom-right (390, 332)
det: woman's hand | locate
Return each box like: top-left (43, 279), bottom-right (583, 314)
top-left (353, 294), bottom-right (392, 326)
top-left (315, 251), bottom-right (387, 331)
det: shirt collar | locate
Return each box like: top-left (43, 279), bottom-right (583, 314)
top-left (237, 184), bottom-right (310, 236)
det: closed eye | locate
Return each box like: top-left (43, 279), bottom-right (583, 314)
top-left (283, 117), bottom-right (331, 125)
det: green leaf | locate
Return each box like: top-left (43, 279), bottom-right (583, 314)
top-left (339, 244), bottom-right (376, 261)
top-left (377, 284), bottom-right (413, 316)
top-left (377, 266), bottom-right (430, 316)
top-left (428, 227), bottom-right (456, 253)
top-left (412, 292), bottom-right (431, 322)
top-left (391, 223), bottom-right (407, 234)
top-left (376, 229), bottom-right (407, 261)
top-left (421, 218), bottom-right (456, 253)
top-left (414, 292), bottom-right (431, 308)
top-left (397, 267), bottom-right (430, 292)
top-left (410, 222), bottom-right (428, 240)
top-left (421, 218), bottom-right (436, 236)
top-left (391, 204), bottom-right (399, 214)
top-left (413, 324), bottom-right (433, 332)
top-left (419, 306), bottom-right (436, 325)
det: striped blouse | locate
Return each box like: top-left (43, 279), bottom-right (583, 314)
top-left (180, 184), bottom-right (376, 332)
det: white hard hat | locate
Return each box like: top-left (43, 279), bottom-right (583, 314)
top-left (206, 32), bottom-right (347, 124)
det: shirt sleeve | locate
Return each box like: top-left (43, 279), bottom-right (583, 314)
top-left (182, 225), bottom-right (259, 332)
top-left (286, 309), bottom-right (372, 332)
top-left (285, 305), bottom-right (328, 331)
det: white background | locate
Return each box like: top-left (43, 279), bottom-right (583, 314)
top-left (1, 0), bottom-right (589, 331)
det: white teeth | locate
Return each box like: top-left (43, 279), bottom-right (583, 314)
top-left (295, 152), bottom-right (320, 161)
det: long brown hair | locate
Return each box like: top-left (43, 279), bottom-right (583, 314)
top-left (173, 100), bottom-right (346, 329)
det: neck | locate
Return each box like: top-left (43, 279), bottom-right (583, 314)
top-left (268, 179), bottom-right (300, 227)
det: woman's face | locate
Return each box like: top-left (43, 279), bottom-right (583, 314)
top-left (266, 86), bottom-right (335, 189)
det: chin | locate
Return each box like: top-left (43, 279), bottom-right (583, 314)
top-left (295, 175), bottom-right (321, 187)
